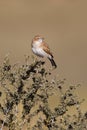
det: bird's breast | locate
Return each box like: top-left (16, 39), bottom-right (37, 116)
top-left (33, 41), bottom-right (41, 48)
top-left (32, 47), bottom-right (44, 57)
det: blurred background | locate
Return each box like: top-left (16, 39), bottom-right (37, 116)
top-left (0, 0), bottom-right (87, 110)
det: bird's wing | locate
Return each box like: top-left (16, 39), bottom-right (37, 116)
top-left (40, 42), bottom-right (53, 58)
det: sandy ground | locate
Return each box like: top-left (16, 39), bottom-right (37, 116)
top-left (0, 0), bottom-right (87, 110)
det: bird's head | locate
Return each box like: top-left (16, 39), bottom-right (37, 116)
top-left (33, 35), bottom-right (44, 43)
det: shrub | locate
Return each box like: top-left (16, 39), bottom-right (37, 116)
top-left (0, 55), bottom-right (87, 130)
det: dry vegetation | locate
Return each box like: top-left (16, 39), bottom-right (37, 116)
top-left (0, 55), bottom-right (87, 130)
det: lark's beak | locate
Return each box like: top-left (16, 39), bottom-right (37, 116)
top-left (42, 37), bottom-right (44, 40)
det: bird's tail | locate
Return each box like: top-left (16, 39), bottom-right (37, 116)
top-left (48, 58), bottom-right (57, 68)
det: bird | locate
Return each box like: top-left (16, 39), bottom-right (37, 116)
top-left (31, 35), bottom-right (57, 68)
